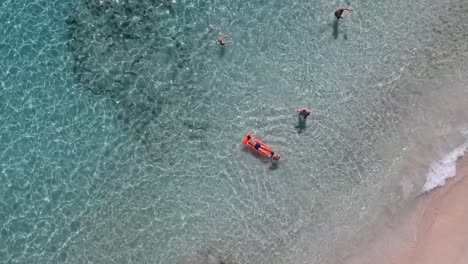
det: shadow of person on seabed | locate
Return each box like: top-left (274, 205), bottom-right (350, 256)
top-left (332, 18), bottom-right (349, 40)
top-left (333, 19), bottom-right (339, 39)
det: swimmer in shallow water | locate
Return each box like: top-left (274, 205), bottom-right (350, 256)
top-left (269, 151), bottom-right (280, 160)
top-left (335, 7), bottom-right (353, 19)
top-left (218, 35), bottom-right (231, 46)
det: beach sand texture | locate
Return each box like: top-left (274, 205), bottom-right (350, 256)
top-left (340, 153), bottom-right (468, 264)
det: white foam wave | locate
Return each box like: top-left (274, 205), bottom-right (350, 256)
top-left (423, 140), bottom-right (468, 192)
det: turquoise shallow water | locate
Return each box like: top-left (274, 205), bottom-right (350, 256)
top-left (1, 0), bottom-right (468, 263)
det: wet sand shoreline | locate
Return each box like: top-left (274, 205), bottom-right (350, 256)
top-left (337, 153), bottom-right (468, 264)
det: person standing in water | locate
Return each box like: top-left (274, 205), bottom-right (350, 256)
top-left (296, 107), bottom-right (311, 133)
top-left (297, 107), bottom-right (312, 119)
top-left (218, 35), bottom-right (231, 46)
top-left (335, 7), bottom-right (353, 19)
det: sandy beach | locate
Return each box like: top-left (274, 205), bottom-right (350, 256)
top-left (338, 153), bottom-right (468, 264)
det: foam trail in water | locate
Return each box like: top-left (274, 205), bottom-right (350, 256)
top-left (423, 137), bottom-right (468, 192)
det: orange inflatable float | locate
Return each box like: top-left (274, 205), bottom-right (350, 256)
top-left (242, 133), bottom-right (280, 160)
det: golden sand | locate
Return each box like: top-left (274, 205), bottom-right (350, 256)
top-left (337, 154), bottom-right (468, 264)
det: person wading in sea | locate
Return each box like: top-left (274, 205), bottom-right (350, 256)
top-left (218, 35), bottom-right (231, 46)
top-left (297, 107), bottom-right (312, 119)
top-left (335, 7), bottom-right (353, 19)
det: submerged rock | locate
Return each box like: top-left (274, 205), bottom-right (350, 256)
top-left (67, 0), bottom-right (209, 153)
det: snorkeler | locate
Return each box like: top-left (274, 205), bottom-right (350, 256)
top-left (218, 35), bottom-right (231, 46)
top-left (335, 7), bottom-right (353, 19)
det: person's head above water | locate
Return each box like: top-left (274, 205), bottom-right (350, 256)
top-left (270, 151), bottom-right (280, 160)
top-left (297, 107), bottom-right (311, 118)
top-left (218, 35), bottom-right (230, 46)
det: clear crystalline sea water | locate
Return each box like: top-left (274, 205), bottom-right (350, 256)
top-left (1, 0), bottom-right (468, 263)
